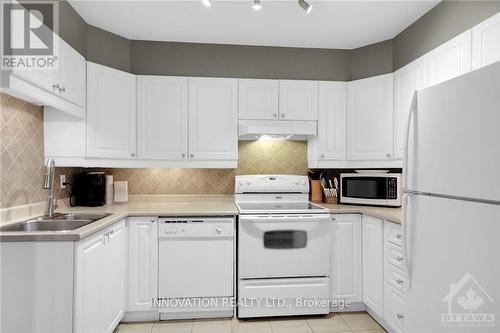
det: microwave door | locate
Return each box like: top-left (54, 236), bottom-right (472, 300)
top-left (342, 177), bottom-right (388, 200)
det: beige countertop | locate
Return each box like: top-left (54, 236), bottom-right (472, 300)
top-left (0, 195), bottom-right (401, 242)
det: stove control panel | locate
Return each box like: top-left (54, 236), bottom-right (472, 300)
top-left (235, 175), bottom-right (309, 194)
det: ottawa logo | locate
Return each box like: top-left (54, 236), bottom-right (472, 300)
top-left (441, 272), bottom-right (495, 329)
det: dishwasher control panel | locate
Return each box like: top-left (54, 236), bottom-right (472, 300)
top-left (159, 217), bottom-right (234, 238)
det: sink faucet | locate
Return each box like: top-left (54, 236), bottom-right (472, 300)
top-left (42, 158), bottom-right (57, 218)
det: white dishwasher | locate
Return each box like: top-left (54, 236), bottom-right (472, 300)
top-left (158, 217), bottom-right (234, 320)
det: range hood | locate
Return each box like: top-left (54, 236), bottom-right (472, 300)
top-left (238, 120), bottom-right (317, 140)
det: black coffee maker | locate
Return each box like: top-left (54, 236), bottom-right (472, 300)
top-left (73, 172), bottom-right (106, 206)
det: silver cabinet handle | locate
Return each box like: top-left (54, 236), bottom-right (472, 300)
top-left (396, 234), bottom-right (402, 239)
top-left (190, 154), bottom-right (194, 158)
top-left (181, 153), bottom-right (186, 158)
top-left (215, 227), bottom-right (223, 234)
top-left (281, 113), bottom-right (285, 118)
top-left (386, 153), bottom-right (391, 158)
top-left (397, 256), bottom-right (404, 262)
top-left (397, 313), bottom-right (404, 320)
top-left (59, 86), bottom-right (65, 93)
top-left (273, 113), bottom-right (278, 118)
top-left (320, 154), bottom-right (325, 158)
top-left (151, 219), bottom-right (155, 223)
top-left (396, 279), bottom-right (404, 285)
top-left (52, 83), bottom-right (59, 91)
top-left (130, 153), bottom-right (136, 158)
top-left (109, 229), bottom-right (114, 235)
top-left (331, 217), bottom-right (336, 221)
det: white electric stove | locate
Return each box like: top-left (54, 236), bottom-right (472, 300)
top-left (235, 175), bottom-right (331, 318)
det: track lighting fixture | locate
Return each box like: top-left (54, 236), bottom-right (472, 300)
top-left (201, 0), bottom-right (212, 7)
top-left (252, 0), bottom-right (262, 10)
top-left (298, 0), bottom-right (312, 14)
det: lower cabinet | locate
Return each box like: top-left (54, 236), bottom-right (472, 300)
top-left (330, 214), bottom-right (362, 308)
top-left (74, 220), bottom-right (126, 333)
top-left (362, 215), bottom-right (385, 319)
top-left (126, 217), bottom-right (158, 314)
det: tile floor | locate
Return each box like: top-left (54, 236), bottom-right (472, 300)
top-left (114, 312), bottom-right (386, 333)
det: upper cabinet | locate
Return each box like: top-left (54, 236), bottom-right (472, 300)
top-left (279, 80), bottom-right (319, 121)
top-left (472, 12), bottom-right (500, 70)
top-left (347, 73), bottom-right (394, 161)
top-left (58, 38), bottom-right (86, 108)
top-left (137, 76), bottom-right (188, 160)
top-left (87, 62), bottom-right (137, 159)
top-left (424, 30), bottom-right (472, 88)
top-left (189, 78), bottom-right (238, 160)
top-left (238, 79), bottom-right (279, 120)
top-left (393, 58), bottom-right (425, 160)
top-left (308, 82), bottom-right (346, 167)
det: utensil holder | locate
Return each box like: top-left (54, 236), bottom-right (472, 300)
top-left (310, 180), bottom-right (323, 203)
top-left (325, 196), bottom-right (338, 204)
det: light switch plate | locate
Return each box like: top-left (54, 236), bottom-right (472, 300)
top-left (60, 174), bottom-right (66, 189)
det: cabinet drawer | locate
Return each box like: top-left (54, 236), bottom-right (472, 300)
top-left (385, 241), bottom-right (405, 271)
top-left (384, 263), bottom-right (407, 294)
top-left (384, 285), bottom-right (406, 333)
top-left (384, 221), bottom-right (403, 246)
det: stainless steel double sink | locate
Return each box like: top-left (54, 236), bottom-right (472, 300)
top-left (0, 213), bottom-right (111, 232)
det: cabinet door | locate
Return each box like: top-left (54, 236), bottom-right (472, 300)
top-left (362, 215), bottom-right (384, 318)
top-left (74, 232), bottom-right (104, 333)
top-left (87, 62), bottom-right (136, 159)
top-left (424, 30), bottom-right (472, 88)
top-left (59, 38), bottom-right (86, 107)
top-left (11, 30), bottom-right (59, 94)
top-left (384, 284), bottom-right (406, 333)
top-left (188, 77), bottom-right (238, 160)
top-left (330, 214), bottom-right (362, 303)
top-left (315, 81), bottom-right (347, 161)
top-left (279, 80), bottom-right (318, 120)
top-left (347, 73), bottom-right (394, 161)
top-left (102, 221), bottom-right (126, 333)
top-left (393, 58), bottom-right (424, 160)
top-left (472, 12), bottom-right (500, 70)
top-left (137, 76), bottom-right (188, 160)
top-left (127, 217), bottom-right (158, 312)
top-left (238, 79), bottom-right (279, 120)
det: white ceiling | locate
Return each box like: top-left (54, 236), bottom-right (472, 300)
top-left (69, 0), bottom-right (440, 49)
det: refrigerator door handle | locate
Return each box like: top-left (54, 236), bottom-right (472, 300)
top-left (403, 92), bottom-right (418, 192)
top-left (401, 192), bottom-right (412, 289)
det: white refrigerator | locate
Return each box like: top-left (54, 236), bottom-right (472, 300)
top-left (403, 62), bottom-right (500, 332)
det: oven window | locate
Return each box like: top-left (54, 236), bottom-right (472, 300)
top-left (342, 177), bottom-right (388, 199)
top-left (263, 230), bottom-right (307, 249)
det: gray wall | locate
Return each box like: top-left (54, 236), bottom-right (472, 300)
top-left (130, 41), bottom-right (351, 81)
top-left (351, 40), bottom-right (393, 80)
top-left (58, 1), bottom-right (87, 57)
top-left (86, 25), bottom-right (131, 72)
top-left (393, 1), bottom-right (500, 70)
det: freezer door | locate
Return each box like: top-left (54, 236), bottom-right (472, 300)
top-left (406, 62), bottom-right (500, 202)
top-left (404, 194), bottom-right (499, 332)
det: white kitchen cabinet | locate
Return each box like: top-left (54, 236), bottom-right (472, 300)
top-left (279, 80), bottom-right (318, 121)
top-left (74, 220), bottom-right (125, 333)
top-left (362, 215), bottom-right (384, 318)
top-left (424, 30), bottom-right (472, 88)
top-left (87, 62), bottom-right (136, 159)
top-left (189, 77), bottom-right (238, 160)
top-left (393, 58), bottom-right (425, 160)
top-left (308, 82), bottom-right (347, 166)
top-left (384, 285), bottom-right (406, 333)
top-left (347, 73), bottom-right (394, 161)
top-left (330, 214), bottom-right (362, 305)
top-left (126, 217), bottom-right (158, 313)
top-left (238, 79), bottom-right (279, 120)
top-left (137, 76), bottom-right (188, 160)
top-left (58, 38), bottom-right (86, 107)
top-left (472, 12), bottom-right (500, 70)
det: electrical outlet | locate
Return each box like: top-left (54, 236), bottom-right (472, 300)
top-left (60, 175), bottom-right (66, 189)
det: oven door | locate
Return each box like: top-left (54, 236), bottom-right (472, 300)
top-left (238, 214), bottom-right (330, 279)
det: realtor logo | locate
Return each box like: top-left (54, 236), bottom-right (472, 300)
top-left (1, 0), bottom-right (58, 70)
top-left (442, 272), bottom-right (495, 329)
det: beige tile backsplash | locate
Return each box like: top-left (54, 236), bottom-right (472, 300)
top-left (0, 93), bottom-right (76, 208)
top-left (1, 92), bottom-right (308, 207)
top-left (98, 140), bottom-right (308, 195)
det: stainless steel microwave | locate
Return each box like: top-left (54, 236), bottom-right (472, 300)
top-left (340, 173), bottom-right (402, 207)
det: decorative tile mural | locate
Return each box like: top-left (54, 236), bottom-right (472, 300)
top-left (98, 140), bottom-right (308, 195)
top-left (0, 93), bottom-right (75, 208)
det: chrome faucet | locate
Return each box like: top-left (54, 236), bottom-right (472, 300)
top-left (42, 158), bottom-right (57, 218)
